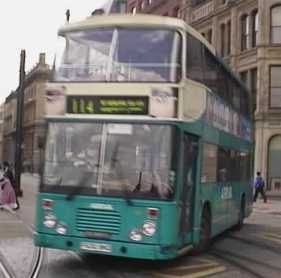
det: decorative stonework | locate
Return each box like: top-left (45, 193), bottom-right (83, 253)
top-left (191, 1), bottom-right (214, 22)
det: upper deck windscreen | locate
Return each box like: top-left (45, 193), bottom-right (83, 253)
top-left (54, 27), bottom-right (182, 83)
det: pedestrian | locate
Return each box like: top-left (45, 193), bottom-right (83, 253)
top-left (253, 171), bottom-right (267, 203)
top-left (3, 161), bottom-right (20, 210)
top-left (0, 173), bottom-right (17, 210)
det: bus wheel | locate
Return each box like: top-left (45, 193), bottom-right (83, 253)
top-left (194, 207), bottom-right (211, 254)
top-left (234, 197), bottom-right (245, 230)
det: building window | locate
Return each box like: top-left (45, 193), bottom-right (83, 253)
top-left (131, 6), bottom-right (137, 14)
top-left (270, 66), bottom-right (281, 108)
top-left (240, 71), bottom-right (248, 90)
top-left (241, 15), bottom-right (249, 51)
top-left (172, 6), bottom-right (180, 18)
top-left (252, 10), bottom-right (258, 47)
top-left (271, 5), bottom-right (281, 44)
top-left (226, 21), bottom-right (231, 55)
top-left (207, 29), bottom-right (212, 44)
top-left (140, 1), bottom-right (145, 10)
top-left (250, 68), bottom-right (257, 113)
top-left (191, 0), bottom-right (206, 7)
top-left (221, 23), bottom-right (225, 56)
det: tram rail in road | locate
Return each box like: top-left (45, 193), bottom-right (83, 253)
top-left (27, 247), bottom-right (44, 278)
top-left (0, 247), bottom-right (44, 278)
top-left (0, 259), bottom-right (15, 278)
top-left (1, 206), bottom-right (45, 278)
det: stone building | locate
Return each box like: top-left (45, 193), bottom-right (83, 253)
top-left (127, 0), bottom-right (183, 17)
top-left (127, 0), bottom-right (281, 192)
top-left (3, 53), bottom-right (51, 173)
top-left (0, 104), bottom-right (4, 163)
top-left (3, 92), bottom-right (17, 166)
top-left (22, 53), bottom-right (51, 172)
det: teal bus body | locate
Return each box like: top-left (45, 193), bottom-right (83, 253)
top-left (34, 117), bottom-right (253, 260)
top-left (35, 194), bottom-right (180, 259)
top-left (34, 15), bottom-right (253, 260)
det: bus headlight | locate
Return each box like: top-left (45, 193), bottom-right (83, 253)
top-left (43, 214), bottom-right (57, 229)
top-left (142, 221), bottom-right (156, 236)
top-left (129, 229), bottom-right (142, 241)
top-left (56, 223), bottom-right (67, 235)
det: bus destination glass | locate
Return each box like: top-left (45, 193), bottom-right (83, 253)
top-left (67, 95), bottom-right (149, 115)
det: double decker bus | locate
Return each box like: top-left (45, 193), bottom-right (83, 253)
top-left (34, 14), bottom-right (253, 260)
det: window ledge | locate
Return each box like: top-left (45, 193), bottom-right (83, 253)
top-left (238, 48), bottom-right (257, 59)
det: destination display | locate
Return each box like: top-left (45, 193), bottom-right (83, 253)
top-left (67, 95), bottom-right (149, 115)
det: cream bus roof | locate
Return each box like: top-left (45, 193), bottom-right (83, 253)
top-left (58, 14), bottom-right (215, 55)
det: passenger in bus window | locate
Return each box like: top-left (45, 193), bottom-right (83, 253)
top-left (218, 167), bottom-right (227, 182)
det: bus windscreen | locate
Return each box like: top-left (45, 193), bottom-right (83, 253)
top-left (42, 122), bottom-right (176, 200)
top-left (54, 28), bottom-right (182, 83)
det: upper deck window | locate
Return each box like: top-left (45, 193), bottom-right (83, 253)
top-left (54, 27), bottom-right (182, 83)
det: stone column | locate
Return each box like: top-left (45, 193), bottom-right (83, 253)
top-left (212, 13), bottom-right (219, 50)
top-left (230, 6), bottom-right (238, 68)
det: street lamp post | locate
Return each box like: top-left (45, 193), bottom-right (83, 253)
top-left (14, 49), bottom-right (25, 197)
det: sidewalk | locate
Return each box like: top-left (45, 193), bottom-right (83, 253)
top-left (0, 173), bottom-right (39, 278)
top-left (266, 190), bottom-right (281, 198)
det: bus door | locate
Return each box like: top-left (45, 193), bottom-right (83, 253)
top-left (179, 133), bottom-right (198, 244)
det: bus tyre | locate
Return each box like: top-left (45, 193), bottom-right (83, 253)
top-left (194, 207), bottom-right (211, 254)
top-left (234, 198), bottom-right (245, 230)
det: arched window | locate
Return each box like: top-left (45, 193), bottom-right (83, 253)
top-left (241, 15), bottom-right (249, 51)
top-left (268, 135), bottom-right (281, 190)
top-left (252, 10), bottom-right (258, 47)
top-left (271, 5), bottom-right (281, 43)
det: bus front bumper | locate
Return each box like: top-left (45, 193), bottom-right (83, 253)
top-left (34, 232), bottom-right (179, 260)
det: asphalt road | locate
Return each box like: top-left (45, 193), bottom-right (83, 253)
top-left (1, 174), bottom-right (281, 278)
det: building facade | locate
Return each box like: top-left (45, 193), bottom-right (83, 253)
top-left (3, 92), bottom-right (17, 166)
top-left (0, 104), bottom-right (4, 163)
top-left (127, 0), bottom-right (183, 17)
top-left (22, 53), bottom-right (51, 173)
top-left (127, 0), bottom-right (281, 192)
top-left (3, 53), bottom-right (51, 173)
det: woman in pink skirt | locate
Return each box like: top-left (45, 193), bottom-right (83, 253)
top-left (0, 173), bottom-right (17, 210)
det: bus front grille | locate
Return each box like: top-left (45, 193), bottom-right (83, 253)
top-left (76, 208), bottom-right (121, 235)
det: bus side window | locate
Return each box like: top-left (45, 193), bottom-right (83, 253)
top-left (217, 147), bottom-right (230, 182)
top-left (183, 134), bottom-right (198, 188)
top-left (232, 82), bottom-right (241, 112)
top-left (203, 48), bottom-right (218, 95)
top-left (186, 33), bottom-right (204, 83)
top-left (201, 143), bottom-right (217, 183)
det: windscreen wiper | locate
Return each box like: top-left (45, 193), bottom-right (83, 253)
top-left (65, 171), bottom-right (93, 201)
top-left (133, 172), bottom-right (143, 192)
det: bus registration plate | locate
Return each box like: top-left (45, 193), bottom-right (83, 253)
top-left (80, 242), bottom-right (112, 253)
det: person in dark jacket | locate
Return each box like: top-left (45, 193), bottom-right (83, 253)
top-left (3, 161), bottom-right (20, 210)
